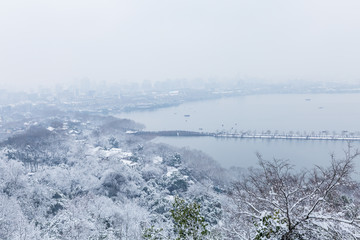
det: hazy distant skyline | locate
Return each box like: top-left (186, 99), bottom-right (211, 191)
top-left (1, 0), bottom-right (360, 90)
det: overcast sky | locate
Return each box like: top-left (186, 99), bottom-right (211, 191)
top-left (1, 0), bottom-right (360, 90)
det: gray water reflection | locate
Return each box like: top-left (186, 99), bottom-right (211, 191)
top-left (118, 94), bottom-right (360, 174)
top-left (119, 94), bottom-right (360, 133)
top-left (153, 136), bottom-right (359, 169)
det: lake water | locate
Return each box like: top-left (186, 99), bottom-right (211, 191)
top-left (118, 94), bottom-right (360, 173)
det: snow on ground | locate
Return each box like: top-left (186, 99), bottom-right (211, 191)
top-left (99, 148), bottom-right (133, 159)
top-left (166, 166), bottom-right (178, 177)
top-left (121, 159), bottom-right (138, 166)
top-left (165, 195), bottom-right (175, 202)
top-left (152, 156), bottom-right (163, 164)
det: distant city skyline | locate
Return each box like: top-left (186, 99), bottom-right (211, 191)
top-left (1, 0), bottom-right (360, 91)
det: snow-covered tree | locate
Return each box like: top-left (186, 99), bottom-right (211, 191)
top-left (0, 193), bottom-right (42, 240)
top-left (227, 145), bottom-right (360, 239)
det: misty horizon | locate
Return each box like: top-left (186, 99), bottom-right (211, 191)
top-left (1, 0), bottom-right (360, 91)
top-left (1, 2), bottom-right (360, 237)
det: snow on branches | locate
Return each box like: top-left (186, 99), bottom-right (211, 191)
top-left (227, 144), bottom-right (360, 240)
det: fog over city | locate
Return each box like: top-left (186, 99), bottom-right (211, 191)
top-left (1, 1), bottom-right (360, 239)
top-left (1, 0), bottom-right (360, 91)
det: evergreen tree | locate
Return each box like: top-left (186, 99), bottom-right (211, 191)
top-left (171, 196), bottom-right (209, 240)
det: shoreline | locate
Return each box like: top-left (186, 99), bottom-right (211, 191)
top-left (132, 130), bottom-right (360, 142)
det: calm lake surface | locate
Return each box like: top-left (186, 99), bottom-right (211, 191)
top-left (118, 94), bottom-right (360, 173)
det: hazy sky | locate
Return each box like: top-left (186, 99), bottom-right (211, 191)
top-left (1, 0), bottom-right (360, 90)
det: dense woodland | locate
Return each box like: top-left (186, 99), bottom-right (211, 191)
top-left (0, 105), bottom-right (360, 239)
